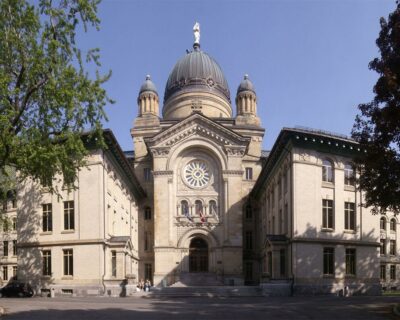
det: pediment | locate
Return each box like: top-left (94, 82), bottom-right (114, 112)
top-left (145, 113), bottom-right (250, 150)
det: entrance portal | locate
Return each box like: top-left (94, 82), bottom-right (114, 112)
top-left (189, 238), bottom-right (208, 272)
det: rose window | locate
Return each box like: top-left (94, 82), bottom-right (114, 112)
top-left (184, 160), bottom-right (210, 188)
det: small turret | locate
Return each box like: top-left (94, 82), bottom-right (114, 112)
top-left (137, 75), bottom-right (159, 117)
top-left (235, 75), bottom-right (260, 126)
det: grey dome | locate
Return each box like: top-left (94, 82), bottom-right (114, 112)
top-left (237, 74), bottom-right (255, 94)
top-left (139, 75), bottom-right (158, 95)
top-left (163, 46), bottom-right (231, 105)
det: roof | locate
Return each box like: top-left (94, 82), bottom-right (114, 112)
top-left (139, 75), bottom-right (158, 95)
top-left (163, 45), bottom-right (231, 106)
top-left (261, 150), bottom-right (270, 158)
top-left (251, 126), bottom-right (363, 199)
top-left (84, 130), bottom-right (146, 200)
top-left (237, 74), bottom-right (255, 94)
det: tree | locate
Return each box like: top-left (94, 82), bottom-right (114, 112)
top-left (0, 0), bottom-right (112, 192)
top-left (352, 2), bottom-right (400, 215)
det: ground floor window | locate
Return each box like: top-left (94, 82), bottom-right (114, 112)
top-left (380, 265), bottom-right (386, 281)
top-left (111, 251), bottom-right (117, 277)
top-left (12, 266), bottom-right (17, 278)
top-left (390, 265), bottom-right (396, 280)
top-left (280, 249), bottom-right (286, 277)
top-left (43, 250), bottom-right (52, 276)
top-left (345, 249), bottom-right (356, 276)
top-left (323, 247), bottom-right (334, 275)
top-left (267, 252), bottom-right (272, 276)
top-left (2, 266), bottom-right (7, 281)
top-left (145, 263), bottom-right (152, 283)
top-left (63, 249), bottom-right (73, 276)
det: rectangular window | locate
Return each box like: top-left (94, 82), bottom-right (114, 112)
top-left (322, 199), bottom-right (334, 229)
top-left (345, 248), bottom-right (356, 276)
top-left (390, 265), bottom-right (396, 280)
top-left (42, 203), bottom-right (53, 232)
top-left (284, 203), bottom-right (289, 234)
top-left (63, 249), bottom-right (73, 276)
top-left (144, 231), bottom-right (149, 251)
top-left (144, 263), bottom-right (152, 283)
top-left (43, 250), bottom-right (52, 276)
top-left (380, 264), bottom-right (386, 281)
top-left (111, 251), bottom-right (117, 277)
top-left (323, 247), bottom-right (334, 275)
top-left (2, 266), bottom-right (8, 281)
top-left (344, 202), bottom-right (355, 231)
top-left (380, 239), bottom-right (386, 255)
top-left (3, 241), bottom-right (8, 257)
top-left (390, 240), bottom-right (396, 256)
top-left (12, 266), bottom-right (17, 278)
top-left (278, 179), bottom-right (282, 199)
top-left (11, 197), bottom-right (16, 209)
top-left (144, 168), bottom-right (152, 182)
top-left (12, 240), bottom-right (17, 256)
top-left (245, 167), bottom-right (253, 180)
top-left (63, 201), bottom-right (74, 230)
top-left (12, 218), bottom-right (16, 231)
top-left (279, 209), bottom-right (283, 234)
top-left (245, 231), bottom-right (253, 250)
top-left (144, 207), bottom-right (152, 220)
top-left (280, 249), bottom-right (286, 277)
top-left (2, 220), bottom-right (8, 232)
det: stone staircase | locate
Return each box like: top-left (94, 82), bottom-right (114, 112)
top-left (149, 273), bottom-right (263, 298)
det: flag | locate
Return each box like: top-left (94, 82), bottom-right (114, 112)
top-left (199, 207), bottom-right (206, 223)
top-left (183, 204), bottom-right (192, 222)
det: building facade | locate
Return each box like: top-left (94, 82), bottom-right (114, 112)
top-left (8, 29), bottom-right (399, 295)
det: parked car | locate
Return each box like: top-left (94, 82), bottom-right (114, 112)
top-left (0, 281), bottom-right (34, 297)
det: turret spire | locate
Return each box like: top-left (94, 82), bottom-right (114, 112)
top-left (193, 22), bottom-right (200, 50)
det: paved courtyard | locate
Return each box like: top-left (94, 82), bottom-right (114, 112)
top-left (0, 295), bottom-right (398, 319)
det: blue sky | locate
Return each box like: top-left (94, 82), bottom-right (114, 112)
top-left (78, 0), bottom-right (396, 151)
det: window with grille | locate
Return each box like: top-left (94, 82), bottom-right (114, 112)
top-left (345, 248), bottom-right (356, 275)
top-left (323, 247), bottom-right (334, 275)
top-left (344, 202), bottom-right (355, 230)
top-left (42, 203), bottom-right (53, 232)
top-left (43, 250), bottom-right (52, 276)
top-left (322, 199), bottom-right (334, 229)
top-left (63, 249), bottom-right (73, 276)
top-left (63, 201), bottom-right (74, 230)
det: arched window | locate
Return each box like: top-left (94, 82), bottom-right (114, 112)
top-left (390, 218), bottom-right (396, 232)
top-left (380, 217), bottom-right (387, 230)
top-left (322, 159), bottom-right (334, 182)
top-left (344, 163), bottom-right (355, 186)
top-left (209, 200), bottom-right (217, 216)
top-left (181, 200), bottom-right (189, 216)
top-left (195, 200), bottom-right (203, 216)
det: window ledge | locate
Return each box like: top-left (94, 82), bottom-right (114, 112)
top-left (321, 228), bottom-right (334, 232)
top-left (61, 276), bottom-right (73, 280)
top-left (40, 232), bottom-right (53, 235)
top-left (343, 230), bottom-right (356, 234)
top-left (61, 230), bottom-right (75, 234)
top-left (322, 181), bottom-right (334, 188)
top-left (323, 274), bottom-right (335, 278)
top-left (344, 185), bottom-right (355, 191)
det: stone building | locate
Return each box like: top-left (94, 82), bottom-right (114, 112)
top-left (11, 26), bottom-right (399, 295)
top-left (16, 131), bottom-right (145, 296)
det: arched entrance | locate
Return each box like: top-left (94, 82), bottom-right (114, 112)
top-left (189, 238), bottom-right (208, 272)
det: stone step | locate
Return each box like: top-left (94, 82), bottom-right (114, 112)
top-left (172, 272), bottom-right (224, 287)
top-left (149, 286), bottom-right (263, 298)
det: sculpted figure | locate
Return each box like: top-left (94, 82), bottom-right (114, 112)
top-left (193, 22), bottom-right (200, 44)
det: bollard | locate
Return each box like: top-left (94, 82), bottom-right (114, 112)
top-left (50, 287), bottom-right (55, 298)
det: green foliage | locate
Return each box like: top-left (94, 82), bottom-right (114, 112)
top-left (352, 2), bottom-right (400, 214)
top-left (0, 0), bottom-right (112, 191)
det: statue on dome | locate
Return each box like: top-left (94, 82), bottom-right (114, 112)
top-left (193, 22), bottom-right (200, 45)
